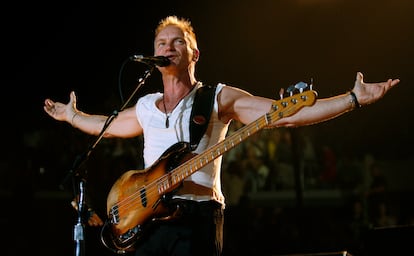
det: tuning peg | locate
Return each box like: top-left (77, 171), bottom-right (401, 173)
top-left (279, 88), bottom-right (285, 99)
top-left (286, 85), bottom-right (295, 96)
top-left (294, 81), bottom-right (308, 93)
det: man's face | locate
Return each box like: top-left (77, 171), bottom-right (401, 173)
top-left (154, 25), bottom-right (196, 70)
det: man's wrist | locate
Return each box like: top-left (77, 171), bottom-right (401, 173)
top-left (71, 111), bottom-right (80, 127)
top-left (348, 90), bottom-right (361, 110)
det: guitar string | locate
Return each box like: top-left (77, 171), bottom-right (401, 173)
top-left (112, 93), bottom-right (311, 215)
top-left (112, 119), bottom-right (262, 214)
top-left (110, 88), bottom-right (197, 211)
top-left (111, 95), bottom-right (302, 214)
top-left (105, 92), bottom-right (314, 250)
top-left (112, 92), bottom-right (314, 215)
top-left (112, 111), bottom-right (272, 214)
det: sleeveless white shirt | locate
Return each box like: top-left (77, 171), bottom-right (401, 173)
top-left (136, 82), bottom-right (228, 205)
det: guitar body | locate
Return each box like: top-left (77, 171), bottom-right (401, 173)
top-left (101, 141), bottom-right (195, 253)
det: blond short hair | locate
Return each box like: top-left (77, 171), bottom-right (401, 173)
top-left (155, 16), bottom-right (198, 51)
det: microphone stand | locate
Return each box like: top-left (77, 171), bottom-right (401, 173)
top-left (59, 64), bottom-right (156, 256)
top-left (74, 179), bottom-right (85, 256)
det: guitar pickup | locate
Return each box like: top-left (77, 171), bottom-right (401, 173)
top-left (110, 205), bottom-right (120, 224)
top-left (140, 188), bottom-right (147, 207)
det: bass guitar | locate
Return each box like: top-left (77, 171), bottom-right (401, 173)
top-left (100, 86), bottom-right (317, 254)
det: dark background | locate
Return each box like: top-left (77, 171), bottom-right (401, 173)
top-left (1, 0), bottom-right (413, 255)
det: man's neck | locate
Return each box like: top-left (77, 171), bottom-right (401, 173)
top-left (162, 75), bottom-right (197, 100)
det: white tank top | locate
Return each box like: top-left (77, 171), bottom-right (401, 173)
top-left (136, 82), bottom-right (228, 205)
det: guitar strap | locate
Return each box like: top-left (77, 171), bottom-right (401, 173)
top-left (189, 83), bottom-right (217, 151)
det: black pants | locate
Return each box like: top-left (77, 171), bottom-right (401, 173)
top-left (134, 200), bottom-right (224, 256)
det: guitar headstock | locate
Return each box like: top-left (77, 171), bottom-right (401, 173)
top-left (269, 81), bottom-right (318, 122)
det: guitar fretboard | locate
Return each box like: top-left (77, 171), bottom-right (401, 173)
top-left (156, 90), bottom-right (317, 194)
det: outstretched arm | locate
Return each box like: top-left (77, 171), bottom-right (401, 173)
top-left (44, 91), bottom-right (143, 138)
top-left (219, 72), bottom-right (399, 127)
top-left (274, 72), bottom-right (400, 127)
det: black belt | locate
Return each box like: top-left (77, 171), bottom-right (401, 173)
top-left (170, 199), bottom-right (223, 218)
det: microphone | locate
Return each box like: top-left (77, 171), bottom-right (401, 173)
top-left (130, 55), bottom-right (171, 67)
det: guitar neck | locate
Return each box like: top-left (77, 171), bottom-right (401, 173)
top-left (173, 115), bottom-right (267, 181)
top-left (165, 90), bottom-right (317, 186)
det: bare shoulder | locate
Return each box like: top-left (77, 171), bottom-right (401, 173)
top-left (218, 85), bottom-right (270, 123)
top-left (219, 85), bottom-right (253, 105)
top-left (220, 84), bottom-right (253, 96)
top-left (217, 85), bottom-right (247, 109)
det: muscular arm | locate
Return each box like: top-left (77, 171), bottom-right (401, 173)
top-left (218, 72), bottom-right (399, 127)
